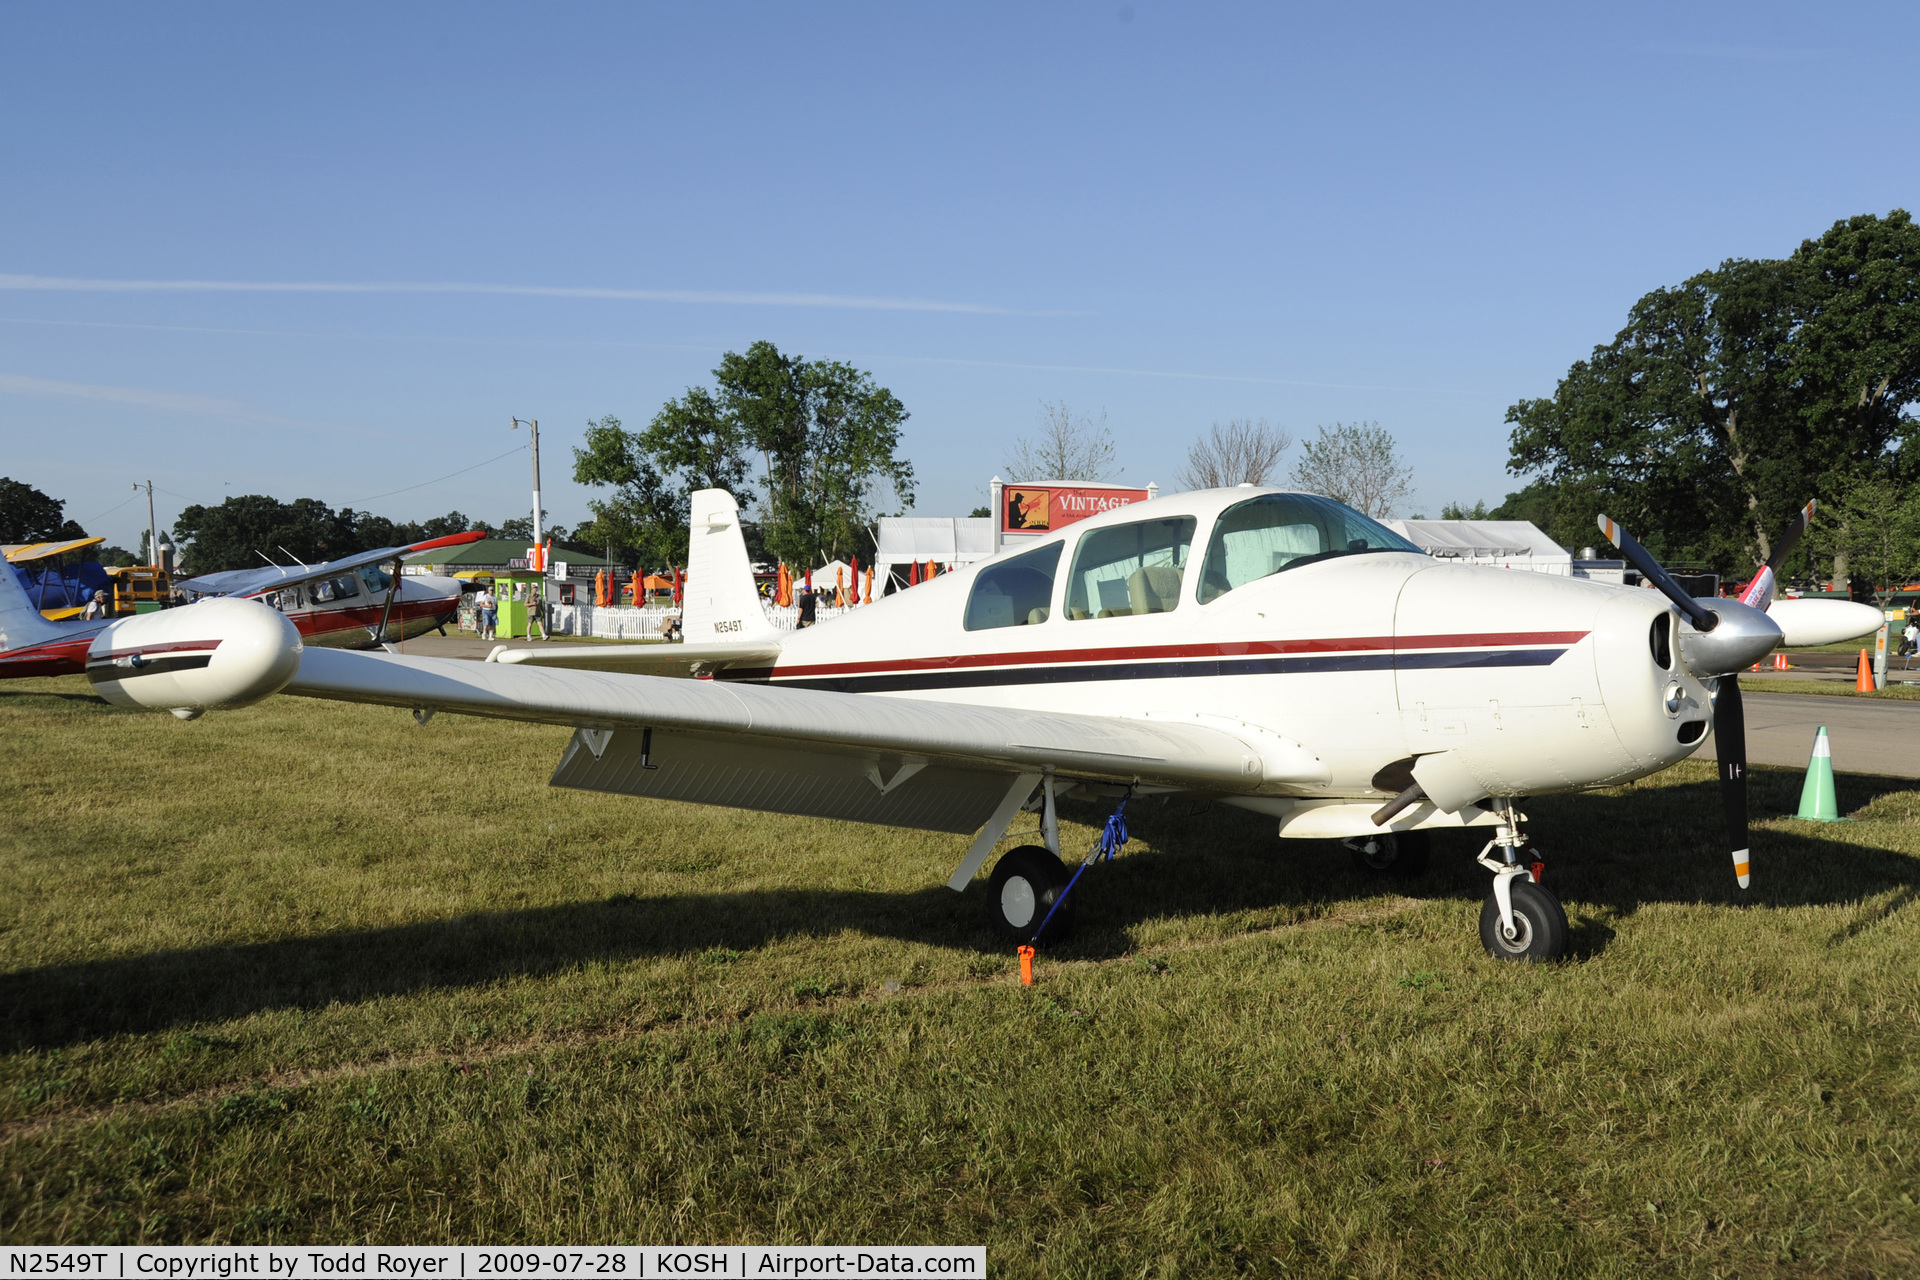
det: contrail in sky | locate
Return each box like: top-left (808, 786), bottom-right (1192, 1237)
top-left (0, 371), bottom-right (379, 436)
top-left (0, 273), bottom-right (1060, 316)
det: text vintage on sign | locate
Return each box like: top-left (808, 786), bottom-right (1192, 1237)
top-left (1001, 485), bottom-right (1152, 534)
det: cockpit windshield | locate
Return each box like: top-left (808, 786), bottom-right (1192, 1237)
top-left (1198, 493), bottom-right (1420, 604)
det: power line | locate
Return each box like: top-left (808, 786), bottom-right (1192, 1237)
top-left (73, 493), bottom-right (139, 527)
top-left (345, 444), bottom-right (529, 506)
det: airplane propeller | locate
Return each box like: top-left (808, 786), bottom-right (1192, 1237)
top-left (1597, 512), bottom-right (1795, 891)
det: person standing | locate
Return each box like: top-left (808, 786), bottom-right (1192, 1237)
top-left (82, 589), bottom-right (108, 621)
top-left (477, 585), bottom-right (496, 640)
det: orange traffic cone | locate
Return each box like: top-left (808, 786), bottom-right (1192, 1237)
top-left (1774, 652), bottom-right (1790, 671)
top-left (1857, 648), bottom-right (1875, 692)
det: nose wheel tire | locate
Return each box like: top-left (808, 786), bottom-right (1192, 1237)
top-left (1347, 831), bottom-right (1431, 878)
top-left (1478, 878), bottom-right (1568, 962)
top-left (987, 845), bottom-right (1076, 946)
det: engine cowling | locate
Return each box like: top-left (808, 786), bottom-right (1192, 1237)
top-left (87, 598), bottom-right (302, 716)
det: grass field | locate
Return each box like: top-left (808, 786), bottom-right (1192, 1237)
top-left (3, 675), bottom-right (1918, 1275)
top-left (1742, 677), bottom-right (1920, 702)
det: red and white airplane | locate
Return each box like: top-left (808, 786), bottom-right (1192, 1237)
top-left (65, 489), bottom-right (1879, 961)
top-left (0, 530), bottom-right (483, 679)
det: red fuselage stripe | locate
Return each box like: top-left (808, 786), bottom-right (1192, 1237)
top-left (762, 630), bottom-right (1591, 679)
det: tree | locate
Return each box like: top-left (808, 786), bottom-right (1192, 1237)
top-left (718, 343), bottom-right (913, 567)
top-left (572, 414), bottom-right (706, 569)
top-left (173, 495), bottom-right (356, 573)
top-left (1810, 478), bottom-right (1920, 603)
top-left (1287, 422), bottom-right (1414, 518)
top-left (1176, 420), bottom-right (1291, 490)
top-left (1440, 499), bottom-right (1490, 520)
top-left (1005, 402), bottom-right (1118, 482)
top-left (171, 498), bottom-right (486, 573)
top-left (1503, 210), bottom-right (1920, 581)
top-left (0, 477), bottom-right (87, 544)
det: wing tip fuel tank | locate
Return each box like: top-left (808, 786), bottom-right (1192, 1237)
top-left (87, 598), bottom-right (303, 713)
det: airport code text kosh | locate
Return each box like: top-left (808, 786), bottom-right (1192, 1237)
top-left (2, 1250), bottom-right (984, 1280)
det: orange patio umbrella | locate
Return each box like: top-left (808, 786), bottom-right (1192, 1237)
top-left (864, 564), bottom-right (874, 602)
top-left (834, 566), bottom-right (847, 608)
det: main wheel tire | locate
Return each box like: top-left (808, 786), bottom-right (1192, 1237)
top-left (987, 845), bottom-right (1076, 946)
top-left (1348, 831), bottom-right (1431, 878)
top-left (1478, 878), bottom-right (1569, 961)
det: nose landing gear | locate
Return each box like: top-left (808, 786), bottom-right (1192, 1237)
top-left (1475, 800), bottom-right (1567, 961)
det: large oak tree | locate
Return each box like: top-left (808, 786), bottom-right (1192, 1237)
top-left (1503, 211), bottom-right (1920, 581)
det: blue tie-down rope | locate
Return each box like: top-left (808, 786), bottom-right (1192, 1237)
top-left (1031, 794), bottom-right (1130, 944)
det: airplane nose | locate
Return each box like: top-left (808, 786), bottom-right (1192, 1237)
top-left (1676, 598), bottom-right (1783, 677)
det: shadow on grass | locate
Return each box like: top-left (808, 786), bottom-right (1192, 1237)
top-left (4, 770), bottom-right (1916, 1049)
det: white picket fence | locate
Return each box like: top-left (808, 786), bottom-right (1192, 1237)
top-left (545, 601), bottom-right (865, 640)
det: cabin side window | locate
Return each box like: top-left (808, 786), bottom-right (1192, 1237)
top-left (964, 541), bottom-right (1062, 631)
top-left (310, 579), bottom-right (336, 603)
top-left (1064, 517), bottom-right (1196, 620)
top-left (332, 574), bottom-right (361, 599)
top-left (359, 565), bottom-right (391, 593)
top-left (1199, 493), bottom-right (1421, 604)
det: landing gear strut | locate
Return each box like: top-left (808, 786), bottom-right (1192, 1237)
top-left (1475, 799), bottom-right (1567, 961)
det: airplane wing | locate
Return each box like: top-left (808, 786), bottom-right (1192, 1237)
top-left (489, 639), bottom-right (782, 676)
top-left (4, 536), bottom-right (106, 564)
top-left (284, 646), bottom-right (1274, 833)
top-left (178, 530), bottom-right (488, 599)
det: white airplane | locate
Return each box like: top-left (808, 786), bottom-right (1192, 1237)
top-left (67, 488), bottom-right (1880, 961)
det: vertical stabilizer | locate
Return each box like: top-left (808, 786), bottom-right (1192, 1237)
top-left (0, 557), bottom-right (74, 654)
top-left (682, 490), bottom-right (781, 646)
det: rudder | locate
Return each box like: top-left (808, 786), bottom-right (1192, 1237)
top-left (682, 489), bottom-right (780, 645)
top-left (0, 557), bottom-right (73, 654)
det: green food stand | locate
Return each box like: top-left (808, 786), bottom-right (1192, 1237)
top-left (493, 571), bottom-right (548, 640)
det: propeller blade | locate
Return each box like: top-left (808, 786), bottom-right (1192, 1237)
top-left (1766, 499), bottom-right (1817, 573)
top-left (1740, 499), bottom-right (1819, 611)
top-left (1596, 515), bottom-right (1718, 632)
top-left (1716, 674), bottom-right (1751, 889)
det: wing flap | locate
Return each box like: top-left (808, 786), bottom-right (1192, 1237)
top-left (492, 639), bottom-right (781, 675)
top-left (551, 727), bottom-right (1013, 833)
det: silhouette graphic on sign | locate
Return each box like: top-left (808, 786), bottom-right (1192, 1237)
top-left (1006, 489), bottom-right (1049, 531)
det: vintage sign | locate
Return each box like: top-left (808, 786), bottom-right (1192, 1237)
top-left (1000, 484), bottom-right (1152, 534)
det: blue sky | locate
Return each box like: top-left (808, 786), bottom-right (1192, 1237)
top-left (3, 2), bottom-right (1916, 553)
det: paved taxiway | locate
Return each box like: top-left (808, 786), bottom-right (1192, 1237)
top-left (1699, 692), bottom-right (1920, 779)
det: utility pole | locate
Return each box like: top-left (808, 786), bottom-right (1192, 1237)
top-left (134, 480), bottom-right (158, 567)
top-left (510, 418), bottom-right (541, 547)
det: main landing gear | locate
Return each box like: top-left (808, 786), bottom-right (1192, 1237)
top-left (987, 845), bottom-right (1077, 945)
top-left (1476, 799), bottom-right (1567, 961)
top-left (1343, 830), bottom-right (1431, 878)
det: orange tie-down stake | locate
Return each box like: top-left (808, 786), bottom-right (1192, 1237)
top-left (1018, 946), bottom-right (1036, 986)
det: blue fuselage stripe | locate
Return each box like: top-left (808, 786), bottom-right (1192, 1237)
top-left (739, 647), bottom-right (1568, 694)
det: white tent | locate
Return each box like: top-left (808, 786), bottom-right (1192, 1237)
top-left (1383, 519), bottom-right (1574, 573)
top-left (874, 517), bottom-right (996, 583)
